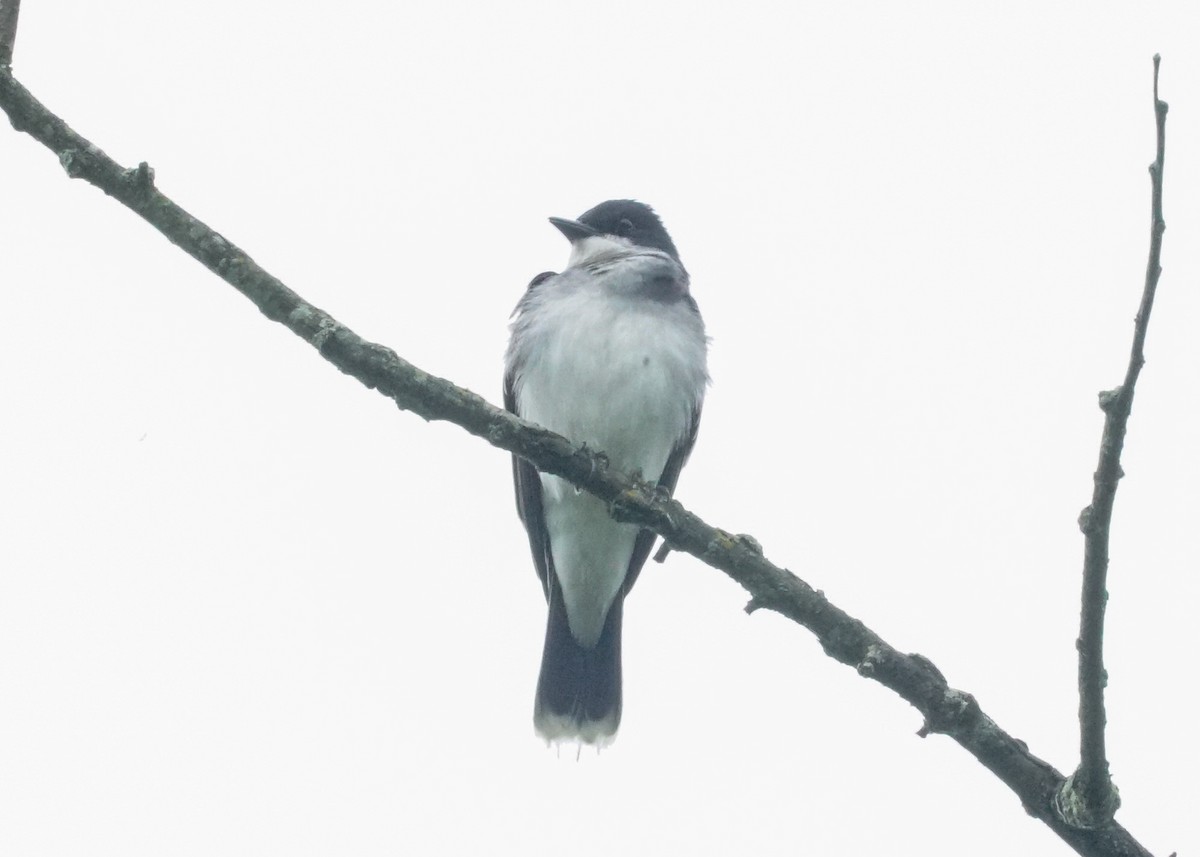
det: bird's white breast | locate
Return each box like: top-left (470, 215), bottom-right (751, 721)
top-left (511, 256), bottom-right (706, 646)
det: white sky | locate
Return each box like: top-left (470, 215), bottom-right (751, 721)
top-left (2, 2), bottom-right (1198, 855)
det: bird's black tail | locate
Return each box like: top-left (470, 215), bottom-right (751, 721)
top-left (533, 585), bottom-right (623, 746)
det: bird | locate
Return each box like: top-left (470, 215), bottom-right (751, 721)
top-left (503, 200), bottom-right (708, 746)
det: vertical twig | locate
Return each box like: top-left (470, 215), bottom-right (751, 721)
top-left (1057, 55), bottom-right (1168, 831)
top-left (0, 0), bottom-right (20, 69)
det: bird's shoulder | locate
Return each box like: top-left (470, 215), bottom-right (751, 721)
top-left (509, 270), bottom-right (558, 323)
top-left (526, 271), bottom-right (557, 291)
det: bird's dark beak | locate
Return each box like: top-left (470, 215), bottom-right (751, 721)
top-left (549, 216), bottom-right (597, 242)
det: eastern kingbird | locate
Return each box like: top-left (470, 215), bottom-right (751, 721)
top-left (503, 200), bottom-right (708, 745)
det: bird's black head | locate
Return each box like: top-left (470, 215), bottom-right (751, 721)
top-left (549, 199), bottom-right (681, 262)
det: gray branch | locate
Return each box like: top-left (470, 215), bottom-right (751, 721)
top-left (0, 0), bottom-right (21, 69)
top-left (0, 60), bottom-right (1162, 857)
top-left (1056, 55), bottom-right (1169, 831)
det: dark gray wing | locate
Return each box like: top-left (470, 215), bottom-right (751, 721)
top-left (506, 272), bottom-right (557, 599)
top-left (621, 402), bottom-right (703, 594)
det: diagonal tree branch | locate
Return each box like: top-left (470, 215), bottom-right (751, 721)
top-left (1056, 55), bottom-right (1169, 831)
top-left (0, 63), bottom-right (1162, 857)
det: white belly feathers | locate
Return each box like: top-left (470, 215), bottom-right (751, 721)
top-left (513, 265), bottom-right (706, 646)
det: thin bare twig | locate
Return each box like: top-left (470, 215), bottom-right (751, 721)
top-left (1056, 55), bottom-right (1168, 831)
top-left (0, 67), bottom-right (1159, 857)
top-left (0, 0), bottom-right (22, 69)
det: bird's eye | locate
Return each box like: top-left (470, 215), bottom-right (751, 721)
top-left (616, 218), bottom-right (634, 236)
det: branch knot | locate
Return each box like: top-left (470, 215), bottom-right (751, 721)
top-left (1097, 387), bottom-right (1124, 413)
top-left (1054, 771), bottom-right (1122, 830)
top-left (123, 160), bottom-right (155, 204)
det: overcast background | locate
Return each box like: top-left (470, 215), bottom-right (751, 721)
top-left (2, 2), bottom-right (1198, 855)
